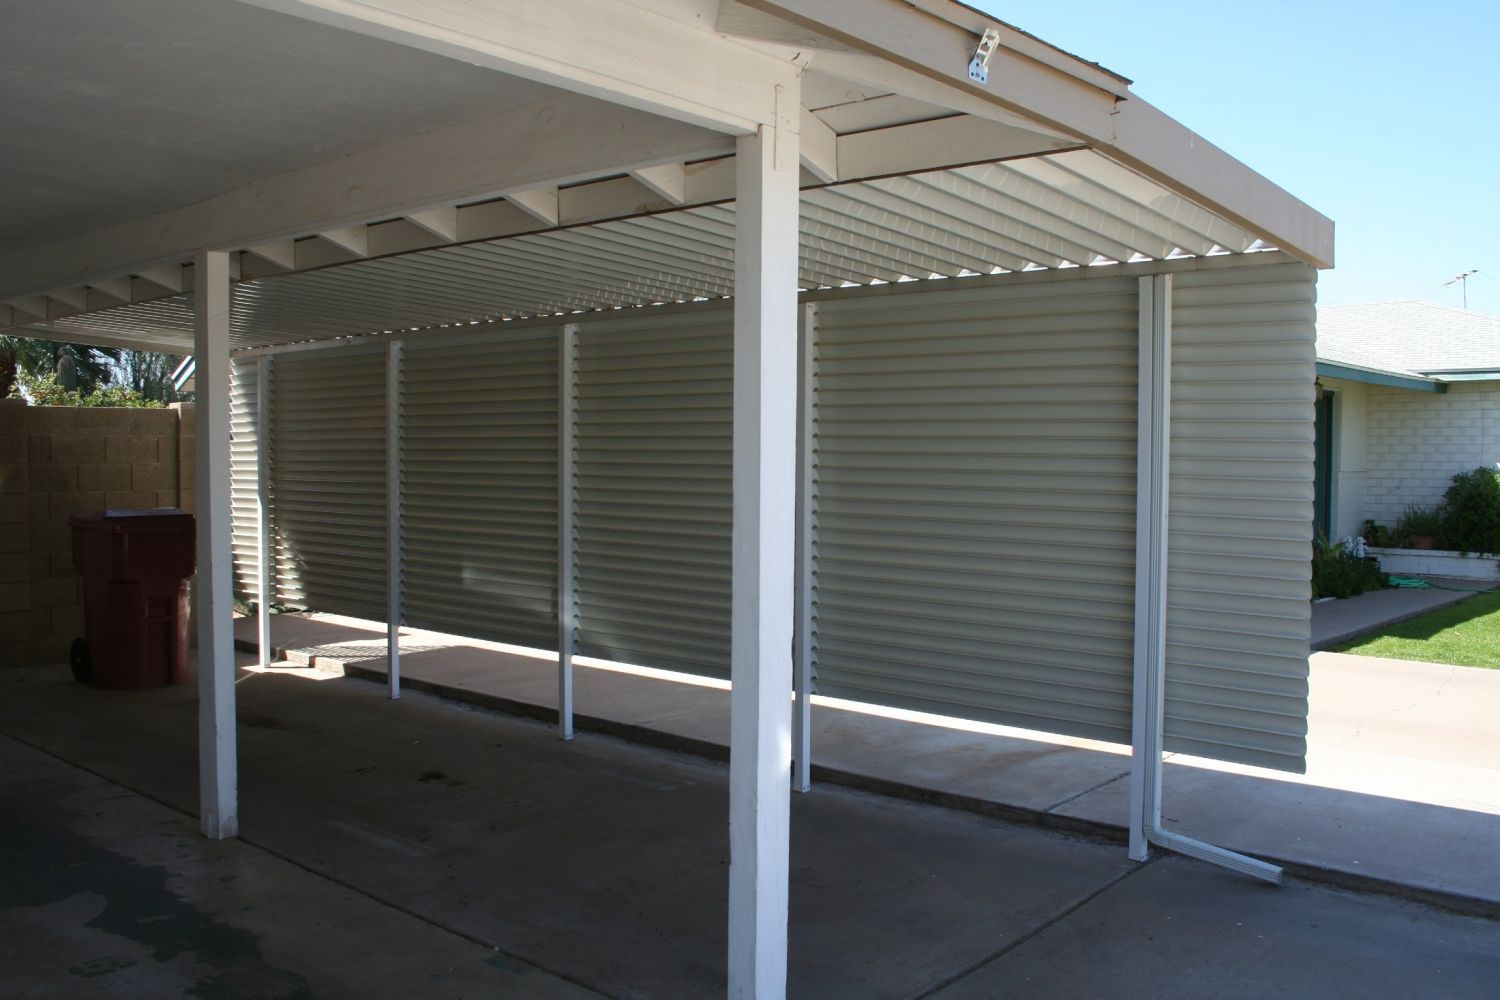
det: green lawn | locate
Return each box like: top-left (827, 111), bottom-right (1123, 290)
top-left (1333, 591), bottom-right (1500, 669)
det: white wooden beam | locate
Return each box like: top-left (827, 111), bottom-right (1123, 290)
top-left (137, 264), bottom-right (186, 293)
top-left (728, 84), bottom-right (799, 1000)
top-left (629, 163), bottom-right (687, 205)
top-left (3, 324), bottom-right (190, 355)
top-left (6, 297), bottom-right (48, 323)
top-left (798, 107), bottom-right (838, 183)
top-left (195, 247), bottom-right (239, 841)
top-left (505, 188), bottom-right (560, 227)
top-left (405, 206), bottom-right (460, 243)
top-left (46, 287), bottom-right (90, 311)
top-left (236, 0), bottom-right (798, 135)
top-left (0, 92), bottom-right (733, 301)
top-left (317, 225), bottom-right (370, 258)
top-left (88, 277), bottom-right (133, 304)
top-left (838, 115), bottom-right (1077, 180)
top-left (245, 240), bottom-right (297, 271)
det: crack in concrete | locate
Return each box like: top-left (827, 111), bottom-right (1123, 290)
top-left (1041, 770), bottom-right (1131, 814)
top-left (1329, 662), bottom-right (1459, 749)
top-left (909, 858), bottom-right (1154, 999)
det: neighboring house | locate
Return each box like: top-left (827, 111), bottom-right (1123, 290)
top-left (1315, 300), bottom-right (1500, 540)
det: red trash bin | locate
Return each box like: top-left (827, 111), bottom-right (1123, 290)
top-left (69, 508), bottom-right (196, 689)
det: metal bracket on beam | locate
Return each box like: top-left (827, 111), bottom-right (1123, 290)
top-left (968, 28), bottom-right (1000, 85)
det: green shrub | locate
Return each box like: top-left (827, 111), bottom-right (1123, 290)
top-left (1440, 467), bottom-right (1500, 555)
top-left (9, 370), bottom-right (164, 408)
top-left (1362, 520), bottom-right (1393, 547)
top-left (1311, 535), bottom-right (1386, 600)
top-left (1392, 503), bottom-right (1444, 548)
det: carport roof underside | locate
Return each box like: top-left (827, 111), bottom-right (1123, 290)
top-left (0, 0), bottom-right (1333, 353)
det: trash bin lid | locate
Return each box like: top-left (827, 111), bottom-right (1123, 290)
top-left (70, 508), bottom-right (195, 531)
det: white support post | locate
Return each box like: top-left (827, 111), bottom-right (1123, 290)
top-left (255, 357), bottom-right (272, 670)
top-left (386, 339), bottom-right (403, 699)
top-left (792, 302), bottom-right (817, 794)
top-left (1128, 273), bottom-right (1170, 863)
top-left (728, 84), bottom-right (799, 1000)
top-left (557, 323), bottom-right (579, 741)
top-left (1128, 273), bottom-right (1282, 885)
top-left (194, 248), bottom-right (238, 840)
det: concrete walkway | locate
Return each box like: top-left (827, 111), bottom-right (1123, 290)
top-left (3, 663), bottom-right (1497, 998)
top-left (216, 612), bottom-right (1500, 916)
top-left (1311, 575), bottom-right (1496, 649)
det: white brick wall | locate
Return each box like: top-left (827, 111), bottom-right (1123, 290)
top-left (1363, 382), bottom-right (1500, 527)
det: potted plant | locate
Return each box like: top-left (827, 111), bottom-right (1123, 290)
top-left (1393, 503), bottom-right (1444, 550)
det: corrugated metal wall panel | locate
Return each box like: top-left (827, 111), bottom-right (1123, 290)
top-left (811, 278), bottom-right (1142, 742)
top-left (271, 349), bottom-right (387, 619)
top-left (402, 333), bottom-right (559, 648)
top-left (1165, 261), bottom-right (1316, 771)
top-left (229, 357), bottom-right (261, 604)
top-left (572, 309), bottom-right (733, 677)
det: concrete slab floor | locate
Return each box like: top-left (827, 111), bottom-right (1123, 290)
top-left (930, 856), bottom-right (1500, 1000)
top-left (0, 735), bottom-right (597, 999)
top-left (0, 664), bottom-right (1132, 998)
top-left (231, 613), bottom-right (1500, 912)
top-left (4, 664), bottom-right (1497, 998)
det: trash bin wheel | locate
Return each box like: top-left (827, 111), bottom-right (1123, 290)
top-left (69, 637), bottom-right (92, 684)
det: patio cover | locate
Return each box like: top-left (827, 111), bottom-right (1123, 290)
top-left (0, 2), bottom-right (1333, 996)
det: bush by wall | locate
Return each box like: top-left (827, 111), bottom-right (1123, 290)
top-left (1312, 535), bottom-right (1387, 600)
top-left (1439, 467), bottom-right (1500, 555)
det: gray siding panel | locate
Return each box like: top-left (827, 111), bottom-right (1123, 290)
top-left (402, 333), bottom-right (559, 648)
top-left (811, 278), bottom-right (1142, 742)
top-left (1164, 262), bottom-right (1316, 771)
top-left (271, 349), bottom-right (387, 620)
top-left (572, 310), bottom-right (733, 677)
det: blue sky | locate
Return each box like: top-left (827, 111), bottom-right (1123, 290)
top-left (977, 1), bottom-right (1500, 312)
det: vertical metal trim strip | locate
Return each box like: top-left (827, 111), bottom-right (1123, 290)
top-left (793, 301), bottom-right (817, 792)
top-left (1128, 273), bottom-right (1170, 861)
top-left (255, 356), bottom-right (272, 669)
top-left (558, 323), bottom-right (579, 739)
top-left (386, 339), bottom-right (404, 699)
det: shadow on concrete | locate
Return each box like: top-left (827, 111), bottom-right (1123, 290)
top-left (2, 662), bottom-right (1496, 998)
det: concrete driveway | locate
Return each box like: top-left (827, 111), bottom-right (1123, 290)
top-left (2, 663), bottom-right (1497, 998)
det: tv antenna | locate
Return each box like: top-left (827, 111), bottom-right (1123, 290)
top-left (1444, 269), bottom-right (1479, 308)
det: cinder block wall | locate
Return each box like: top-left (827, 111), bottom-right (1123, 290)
top-left (1363, 383), bottom-right (1500, 527)
top-left (0, 399), bottom-right (194, 666)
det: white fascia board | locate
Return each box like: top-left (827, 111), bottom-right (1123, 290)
top-left (0, 92), bottom-right (733, 301)
top-left (1102, 99), bottom-right (1335, 269)
top-left (736, 0), bottom-right (1121, 142)
top-left (234, 0), bottom-right (800, 135)
top-left (9, 324), bottom-right (191, 355)
top-left (740, 0), bottom-right (1334, 269)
